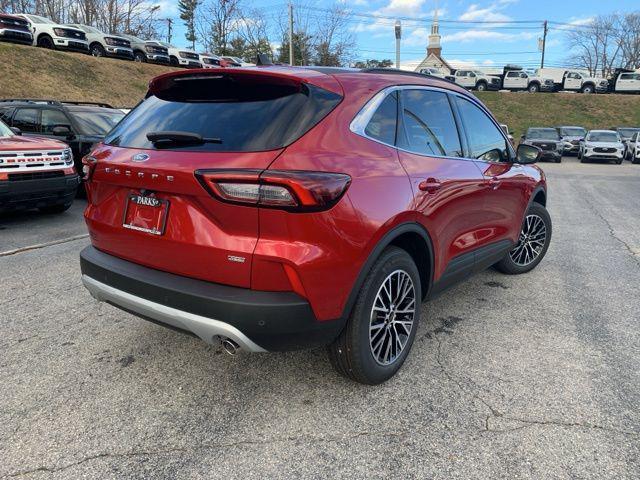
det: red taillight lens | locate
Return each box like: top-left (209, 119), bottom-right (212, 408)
top-left (195, 169), bottom-right (351, 212)
top-left (81, 155), bottom-right (97, 181)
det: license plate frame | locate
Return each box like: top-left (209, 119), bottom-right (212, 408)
top-left (122, 193), bottom-right (169, 236)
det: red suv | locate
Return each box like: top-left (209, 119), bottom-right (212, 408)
top-left (80, 67), bottom-right (551, 384)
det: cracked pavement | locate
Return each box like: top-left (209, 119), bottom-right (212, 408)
top-left (1, 156), bottom-right (639, 479)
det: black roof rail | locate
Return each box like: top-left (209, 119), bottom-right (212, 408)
top-left (0, 99), bottom-right (115, 109)
top-left (361, 67), bottom-right (457, 84)
top-left (60, 101), bottom-right (115, 108)
top-left (0, 98), bottom-right (63, 105)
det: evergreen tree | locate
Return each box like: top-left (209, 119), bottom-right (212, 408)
top-left (178, 0), bottom-right (200, 50)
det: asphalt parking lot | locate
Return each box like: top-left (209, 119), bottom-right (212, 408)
top-left (1, 155), bottom-right (639, 479)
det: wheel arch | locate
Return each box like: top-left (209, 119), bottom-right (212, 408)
top-left (339, 223), bottom-right (435, 322)
top-left (529, 185), bottom-right (547, 208)
top-left (89, 41), bottom-right (103, 50)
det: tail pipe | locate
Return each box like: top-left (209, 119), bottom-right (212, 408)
top-left (221, 337), bottom-right (240, 355)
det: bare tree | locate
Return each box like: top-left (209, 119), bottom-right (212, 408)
top-left (236, 8), bottom-right (272, 61)
top-left (197, 0), bottom-right (241, 55)
top-left (313, 3), bottom-right (354, 66)
top-left (616, 13), bottom-right (640, 70)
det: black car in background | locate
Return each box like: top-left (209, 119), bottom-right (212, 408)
top-left (0, 99), bottom-right (125, 175)
top-left (520, 128), bottom-right (564, 163)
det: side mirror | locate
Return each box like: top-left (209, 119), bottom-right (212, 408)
top-left (516, 144), bottom-right (541, 164)
top-left (52, 125), bottom-right (72, 137)
top-left (10, 127), bottom-right (22, 136)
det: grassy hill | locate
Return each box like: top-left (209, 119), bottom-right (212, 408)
top-left (0, 42), bottom-right (176, 107)
top-left (477, 91), bottom-right (640, 139)
top-left (2, 42), bottom-right (640, 133)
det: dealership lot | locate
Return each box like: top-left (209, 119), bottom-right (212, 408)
top-left (1, 156), bottom-right (639, 479)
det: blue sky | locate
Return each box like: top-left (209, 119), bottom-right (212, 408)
top-left (160, 0), bottom-right (638, 69)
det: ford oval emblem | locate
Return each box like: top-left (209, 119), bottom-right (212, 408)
top-left (132, 153), bottom-right (150, 162)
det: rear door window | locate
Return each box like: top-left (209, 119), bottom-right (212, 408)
top-left (105, 80), bottom-right (342, 152)
top-left (398, 89), bottom-right (462, 157)
top-left (41, 109), bottom-right (72, 134)
top-left (13, 108), bottom-right (40, 133)
top-left (364, 91), bottom-right (397, 146)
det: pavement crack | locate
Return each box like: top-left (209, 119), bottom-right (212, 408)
top-left (0, 234), bottom-right (89, 258)
top-left (578, 185), bottom-right (640, 267)
top-left (3, 431), bottom-right (409, 478)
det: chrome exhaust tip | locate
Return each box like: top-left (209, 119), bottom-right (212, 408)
top-left (221, 338), bottom-right (240, 355)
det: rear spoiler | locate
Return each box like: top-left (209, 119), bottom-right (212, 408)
top-left (148, 68), bottom-right (344, 98)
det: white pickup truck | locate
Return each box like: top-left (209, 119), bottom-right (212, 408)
top-left (452, 70), bottom-right (502, 91)
top-left (608, 69), bottom-right (640, 94)
top-left (537, 68), bottom-right (609, 93)
top-left (501, 66), bottom-right (555, 93)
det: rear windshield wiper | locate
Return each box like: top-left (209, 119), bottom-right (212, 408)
top-left (147, 131), bottom-right (222, 146)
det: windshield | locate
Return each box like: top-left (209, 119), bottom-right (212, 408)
top-left (587, 132), bottom-right (620, 142)
top-left (72, 110), bottom-right (125, 136)
top-left (104, 81), bottom-right (342, 152)
top-left (617, 128), bottom-right (640, 139)
top-left (560, 127), bottom-right (586, 137)
top-left (201, 57), bottom-right (217, 64)
top-left (0, 119), bottom-right (14, 137)
top-left (527, 129), bottom-right (560, 140)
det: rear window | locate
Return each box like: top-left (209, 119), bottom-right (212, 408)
top-left (105, 81), bottom-right (341, 152)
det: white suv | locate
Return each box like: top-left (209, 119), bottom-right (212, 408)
top-left (579, 130), bottom-right (625, 164)
top-left (158, 42), bottom-right (202, 68)
top-left (199, 53), bottom-right (222, 68)
top-left (65, 24), bottom-right (133, 60)
top-left (625, 132), bottom-right (640, 163)
top-left (16, 14), bottom-right (88, 53)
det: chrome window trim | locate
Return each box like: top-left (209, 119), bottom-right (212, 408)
top-left (349, 84), bottom-right (515, 163)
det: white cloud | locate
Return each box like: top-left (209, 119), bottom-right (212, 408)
top-left (458, 4), bottom-right (511, 23)
top-left (442, 29), bottom-right (537, 43)
top-left (378, 0), bottom-right (427, 16)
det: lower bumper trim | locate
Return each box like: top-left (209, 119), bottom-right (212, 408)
top-left (83, 275), bottom-right (267, 352)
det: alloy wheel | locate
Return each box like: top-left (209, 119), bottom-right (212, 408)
top-left (369, 270), bottom-right (416, 366)
top-left (510, 214), bottom-right (547, 267)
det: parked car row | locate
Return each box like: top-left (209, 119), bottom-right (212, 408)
top-left (0, 12), bottom-right (247, 69)
top-left (421, 64), bottom-right (640, 94)
top-left (519, 125), bottom-right (640, 164)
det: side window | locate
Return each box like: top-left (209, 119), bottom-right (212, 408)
top-left (454, 97), bottom-right (510, 162)
top-left (13, 108), bottom-right (40, 133)
top-left (41, 109), bottom-right (72, 134)
top-left (506, 72), bottom-right (518, 78)
top-left (399, 89), bottom-right (462, 157)
top-left (0, 107), bottom-right (12, 123)
top-left (620, 74), bottom-right (631, 80)
top-left (364, 91), bottom-right (397, 146)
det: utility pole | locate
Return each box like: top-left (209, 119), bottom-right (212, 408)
top-left (394, 20), bottom-right (401, 69)
top-left (166, 18), bottom-right (173, 44)
top-left (540, 20), bottom-right (548, 69)
top-left (288, 2), bottom-right (294, 66)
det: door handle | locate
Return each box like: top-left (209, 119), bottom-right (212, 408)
top-left (418, 178), bottom-right (442, 193)
top-left (488, 177), bottom-right (501, 190)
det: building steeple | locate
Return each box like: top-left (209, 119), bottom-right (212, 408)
top-left (427, 1), bottom-right (442, 57)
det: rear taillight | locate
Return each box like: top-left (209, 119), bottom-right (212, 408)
top-left (82, 155), bottom-right (97, 181)
top-left (195, 169), bottom-right (351, 212)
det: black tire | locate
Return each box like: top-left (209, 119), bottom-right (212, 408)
top-left (39, 203), bottom-right (72, 214)
top-left (37, 34), bottom-right (54, 49)
top-left (632, 157), bottom-right (640, 164)
top-left (528, 83), bottom-right (540, 93)
top-left (170, 56), bottom-right (179, 66)
top-left (476, 81), bottom-right (487, 91)
top-left (327, 247), bottom-right (421, 385)
top-left (90, 43), bottom-right (106, 57)
top-left (581, 84), bottom-right (595, 94)
top-left (616, 158), bottom-right (623, 165)
top-left (556, 157), bottom-right (562, 163)
top-left (494, 202), bottom-right (552, 275)
top-left (134, 51), bottom-right (146, 63)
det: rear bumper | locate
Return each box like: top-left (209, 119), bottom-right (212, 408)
top-left (80, 246), bottom-right (344, 352)
top-left (0, 173), bottom-right (79, 210)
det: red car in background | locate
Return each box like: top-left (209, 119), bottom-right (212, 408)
top-left (0, 119), bottom-right (78, 213)
top-left (80, 67), bottom-right (551, 384)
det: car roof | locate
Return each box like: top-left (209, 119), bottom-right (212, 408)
top-left (588, 130), bottom-right (617, 134)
